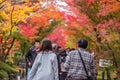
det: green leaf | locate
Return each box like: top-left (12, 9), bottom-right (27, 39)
top-left (0, 70), bottom-right (7, 79)
top-left (0, 62), bottom-right (16, 74)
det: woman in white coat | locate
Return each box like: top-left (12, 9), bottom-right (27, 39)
top-left (28, 39), bottom-right (59, 80)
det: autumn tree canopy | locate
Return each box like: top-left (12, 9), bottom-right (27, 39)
top-left (0, 0), bottom-right (120, 79)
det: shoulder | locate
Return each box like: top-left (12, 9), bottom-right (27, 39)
top-left (51, 52), bottom-right (57, 58)
top-left (48, 52), bottom-right (57, 61)
top-left (70, 50), bottom-right (79, 54)
top-left (36, 52), bottom-right (42, 58)
top-left (68, 50), bottom-right (78, 56)
top-left (84, 51), bottom-right (94, 59)
top-left (84, 51), bottom-right (91, 55)
top-left (29, 46), bottom-right (34, 50)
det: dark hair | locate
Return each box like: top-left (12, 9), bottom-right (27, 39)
top-left (78, 38), bottom-right (88, 49)
top-left (34, 40), bottom-right (40, 44)
top-left (59, 49), bottom-right (67, 56)
top-left (69, 48), bottom-right (75, 52)
top-left (40, 39), bottom-right (52, 52)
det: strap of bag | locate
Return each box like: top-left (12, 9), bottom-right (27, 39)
top-left (78, 50), bottom-right (89, 76)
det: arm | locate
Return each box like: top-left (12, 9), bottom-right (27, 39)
top-left (57, 54), bottom-right (61, 73)
top-left (53, 54), bottom-right (59, 80)
top-left (28, 54), bottom-right (41, 80)
top-left (64, 52), bottom-right (71, 71)
top-left (25, 49), bottom-right (31, 65)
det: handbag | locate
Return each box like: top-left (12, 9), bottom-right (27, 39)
top-left (78, 50), bottom-right (93, 80)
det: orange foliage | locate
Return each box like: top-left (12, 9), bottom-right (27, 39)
top-left (28, 6), bottom-right (63, 28)
top-left (98, 0), bottom-right (120, 16)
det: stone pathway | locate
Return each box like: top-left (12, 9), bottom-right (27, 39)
top-left (21, 78), bottom-right (26, 80)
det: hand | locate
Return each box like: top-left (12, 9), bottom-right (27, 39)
top-left (59, 72), bottom-right (62, 75)
top-left (28, 62), bottom-right (31, 66)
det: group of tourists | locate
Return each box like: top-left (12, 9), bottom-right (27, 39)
top-left (25, 38), bottom-right (96, 80)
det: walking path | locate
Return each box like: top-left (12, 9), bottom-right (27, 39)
top-left (21, 78), bottom-right (26, 80)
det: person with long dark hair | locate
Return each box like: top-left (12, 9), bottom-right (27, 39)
top-left (28, 39), bottom-right (59, 80)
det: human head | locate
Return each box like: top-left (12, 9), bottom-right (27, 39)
top-left (34, 40), bottom-right (40, 48)
top-left (69, 48), bottom-right (75, 52)
top-left (59, 49), bottom-right (67, 56)
top-left (40, 39), bottom-right (52, 51)
top-left (78, 38), bottom-right (88, 49)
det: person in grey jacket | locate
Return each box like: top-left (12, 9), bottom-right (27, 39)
top-left (28, 39), bottom-right (59, 80)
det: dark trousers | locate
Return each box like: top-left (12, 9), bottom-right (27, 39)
top-left (60, 72), bottom-right (67, 80)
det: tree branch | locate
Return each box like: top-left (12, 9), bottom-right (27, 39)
top-left (1, 6), bottom-right (15, 61)
top-left (3, 37), bottom-right (16, 62)
top-left (0, 0), bottom-right (6, 5)
top-left (25, 6), bottom-right (46, 22)
top-left (6, 6), bottom-right (15, 40)
top-left (0, 4), bottom-right (5, 9)
top-left (3, 6), bottom-right (15, 50)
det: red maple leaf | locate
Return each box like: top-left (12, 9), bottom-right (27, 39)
top-left (19, 22), bottom-right (37, 38)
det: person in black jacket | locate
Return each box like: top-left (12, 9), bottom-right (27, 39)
top-left (59, 49), bottom-right (68, 80)
top-left (25, 40), bottom-right (40, 80)
top-left (52, 43), bottom-right (61, 80)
